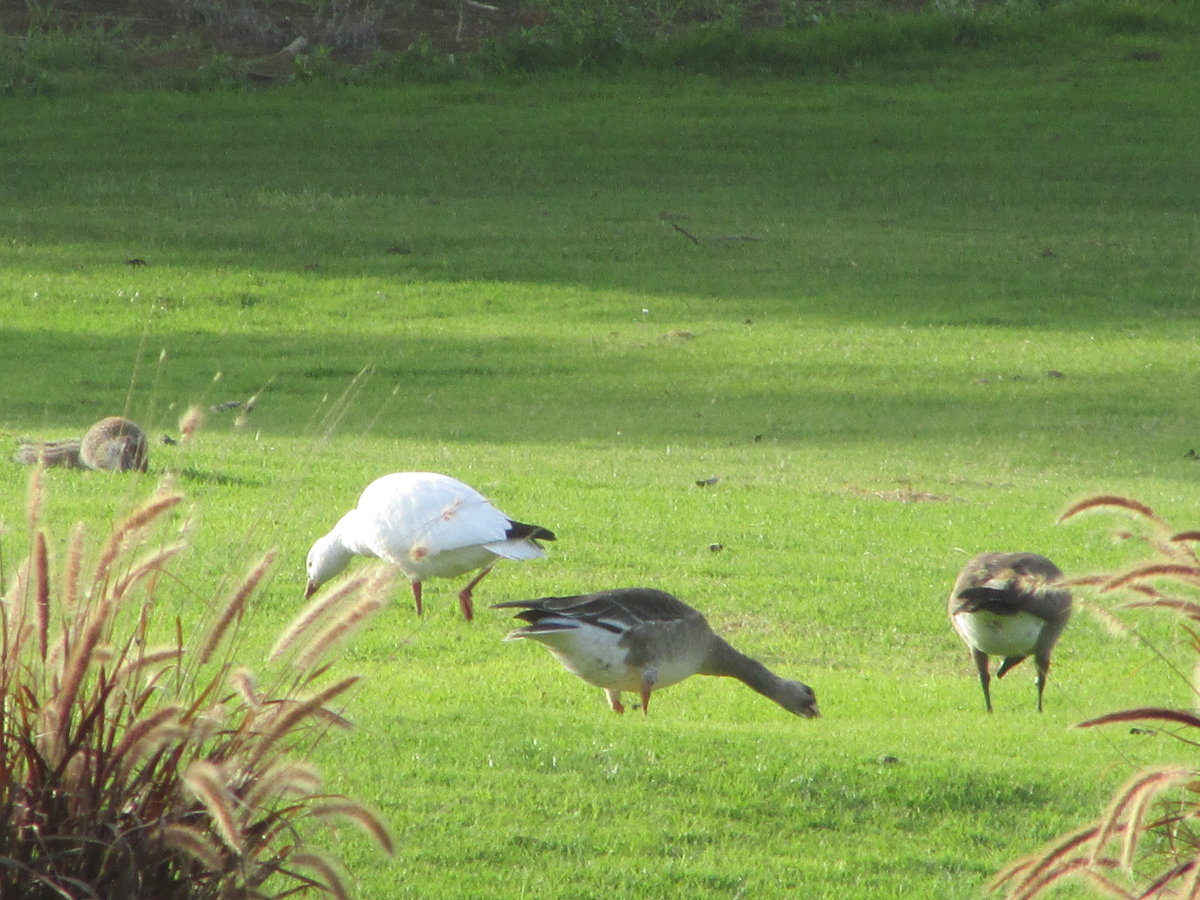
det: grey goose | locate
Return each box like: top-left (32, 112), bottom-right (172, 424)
top-left (494, 587), bottom-right (819, 718)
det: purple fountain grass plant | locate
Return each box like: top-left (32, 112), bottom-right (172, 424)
top-left (992, 495), bottom-right (1200, 900)
top-left (0, 469), bottom-right (394, 899)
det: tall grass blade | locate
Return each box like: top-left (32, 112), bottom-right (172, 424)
top-left (290, 852), bottom-right (350, 900)
top-left (184, 760), bottom-right (244, 853)
top-left (312, 800), bottom-right (395, 855)
top-left (1059, 495), bottom-right (1163, 526)
top-left (199, 549), bottom-right (276, 665)
top-left (1106, 565), bottom-right (1200, 592)
top-left (1077, 709), bottom-right (1200, 730)
top-left (271, 572), bottom-right (371, 662)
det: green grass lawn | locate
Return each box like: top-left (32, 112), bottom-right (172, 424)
top-left (2, 22), bottom-right (1199, 898)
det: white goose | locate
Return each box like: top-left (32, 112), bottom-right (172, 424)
top-left (948, 552), bottom-right (1072, 712)
top-left (494, 587), bottom-right (820, 718)
top-left (305, 472), bottom-right (555, 620)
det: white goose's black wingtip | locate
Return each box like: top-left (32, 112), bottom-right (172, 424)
top-left (506, 521), bottom-right (557, 543)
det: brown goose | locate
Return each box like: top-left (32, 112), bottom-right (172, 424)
top-left (948, 552), bottom-right (1072, 712)
top-left (493, 588), bottom-right (819, 718)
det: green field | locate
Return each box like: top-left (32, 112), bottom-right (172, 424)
top-left (2, 8), bottom-right (1199, 897)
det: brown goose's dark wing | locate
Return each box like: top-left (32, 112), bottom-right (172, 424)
top-left (493, 587), bottom-right (702, 634)
top-left (951, 552), bottom-right (1071, 623)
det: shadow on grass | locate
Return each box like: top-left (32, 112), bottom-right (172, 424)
top-left (2, 327), bottom-right (1187, 458)
top-left (175, 466), bottom-right (266, 487)
top-left (3, 69), bottom-right (1198, 332)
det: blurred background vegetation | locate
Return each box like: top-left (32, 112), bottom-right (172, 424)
top-left (2, 0), bottom-right (1192, 93)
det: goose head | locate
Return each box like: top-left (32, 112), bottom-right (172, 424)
top-left (305, 531), bottom-right (353, 598)
top-left (773, 679), bottom-right (820, 718)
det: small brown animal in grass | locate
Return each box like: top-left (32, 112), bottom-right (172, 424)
top-left (14, 416), bottom-right (149, 473)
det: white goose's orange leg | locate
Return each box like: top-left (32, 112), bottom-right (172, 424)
top-left (456, 563), bottom-right (495, 621)
top-left (411, 581), bottom-right (423, 617)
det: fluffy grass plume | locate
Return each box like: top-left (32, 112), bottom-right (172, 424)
top-left (993, 497), bottom-right (1200, 899)
top-left (0, 474), bottom-right (393, 898)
